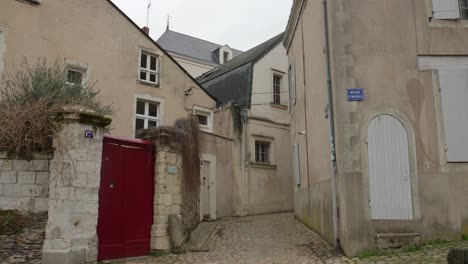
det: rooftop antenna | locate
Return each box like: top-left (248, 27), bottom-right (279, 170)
top-left (166, 14), bottom-right (171, 31)
top-left (146, 0), bottom-right (151, 27)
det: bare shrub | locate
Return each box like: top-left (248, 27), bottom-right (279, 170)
top-left (0, 59), bottom-right (112, 158)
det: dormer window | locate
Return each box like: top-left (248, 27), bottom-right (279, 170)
top-left (223, 51), bottom-right (230, 63)
top-left (219, 46), bottom-right (232, 64)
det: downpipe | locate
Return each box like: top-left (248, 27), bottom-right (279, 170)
top-left (322, 0), bottom-right (339, 247)
top-left (240, 109), bottom-right (249, 216)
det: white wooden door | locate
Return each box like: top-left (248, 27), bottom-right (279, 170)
top-left (201, 160), bottom-right (211, 219)
top-left (367, 115), bottom-right (414, 220)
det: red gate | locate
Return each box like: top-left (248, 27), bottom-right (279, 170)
top-left (97, 136), bottom-right (155, 260)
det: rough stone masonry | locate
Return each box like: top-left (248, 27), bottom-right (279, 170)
top-left (0, 153), bottom-right (51, 212)
top-left (42, 112), bottom-right (107, 264)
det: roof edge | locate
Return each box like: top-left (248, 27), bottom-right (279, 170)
top-left (284, 0), bottom-right (306, 51)
top-left (105, 0), bottom-right (219, 104)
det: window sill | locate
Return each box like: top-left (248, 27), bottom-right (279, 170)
top-left (429, 18), bottom-right (468, 28)
top-left (251, 162), bottom-right (277, 170)
top-left (137, 79), bottom-right (160, 88)
top-left (16, 0), bottom-right (40, 5)
top-left (270, 103), bottom-right (288, 110)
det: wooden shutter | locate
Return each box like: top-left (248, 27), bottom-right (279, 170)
top-left (293, 143), bottom-right (301, 186)
top-left (439, 69), bottom-right (468, 162)
top-left (432, 0), bottom-right (461, 19)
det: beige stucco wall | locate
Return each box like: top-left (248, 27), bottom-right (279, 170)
top-left (245, 43), bottom-right (294, 215)
top-left (0, 0), bottom-right (216, 138)
top-left (286, 0), bottom-right (468, 257)
top-left (246, 119), bottom-right (293, 215)
top-left (284, 0), bottom-right (335, 244)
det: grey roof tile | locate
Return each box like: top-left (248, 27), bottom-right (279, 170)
top-left (197, 32), bottom-right (285, 108)
top-left (156, 30), bottom-right (243, 65)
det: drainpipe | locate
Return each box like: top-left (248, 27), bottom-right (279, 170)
top-left (240, 109), bottom-right (249, 216)
top-left (322, 0), bottom-right (339, 247)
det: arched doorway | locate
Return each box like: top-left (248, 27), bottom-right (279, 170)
top-left (367, 114), bottom-right (414, 220)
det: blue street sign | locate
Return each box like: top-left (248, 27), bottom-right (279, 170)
top-left (84, 130), bottom-right (94, 139)
top-left (347, 88), bottom-right (364, 101)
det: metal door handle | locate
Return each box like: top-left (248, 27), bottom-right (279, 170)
top-left (109, 180), bottom-right (115, 189)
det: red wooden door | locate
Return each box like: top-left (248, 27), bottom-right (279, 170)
top-left (97, 136), bottom-right (155, 261)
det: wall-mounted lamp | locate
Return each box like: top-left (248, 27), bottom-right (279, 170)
top-left (298, 130), bottom-right (306, 136)
top-left (184, 87), bottom-right (193, 96)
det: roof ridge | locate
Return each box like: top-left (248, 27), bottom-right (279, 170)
top-left (162, 30), bottom-right (243, 52)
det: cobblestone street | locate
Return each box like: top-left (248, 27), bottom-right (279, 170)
top-left (112, 212), bottom-right (468, 264)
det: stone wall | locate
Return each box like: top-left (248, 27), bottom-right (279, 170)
top-left (152, 142), bottom-right (183, 251)
top-left (42, 114), bottom-right (106, 264)
top-left (0, 153), bottom-right (51, 212)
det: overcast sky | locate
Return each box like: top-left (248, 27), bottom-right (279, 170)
top-left (111, 0), bottom-right (293, 51)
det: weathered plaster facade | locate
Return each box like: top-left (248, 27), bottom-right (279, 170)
top-left (284, 0), bottom-right (468, 256)
top-left (0, 0), bottom-right (216, 138)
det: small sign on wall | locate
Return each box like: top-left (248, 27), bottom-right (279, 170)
top-left (347, 88), bottom-right (364, 101)
top-left (167, 166), bottom-right (178, 174)
top-left (84, 130), bottom-right (94, 139)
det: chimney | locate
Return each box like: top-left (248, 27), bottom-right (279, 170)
top-left (142, 26), bottom-right (150, 35)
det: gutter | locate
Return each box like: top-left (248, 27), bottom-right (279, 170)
top-left (322, 0), bottom-right (339, 247)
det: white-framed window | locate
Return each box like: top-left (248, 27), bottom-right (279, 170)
top-left (65, 61), bottom-right (88, 86)
top-left (139, 50), bottom-right (160, 85)
top-left (255, 141), bottom-right (271, 164)
top-left (193, 106), bottom-right (213, 133)
top-left (432, 0), bottom-right (468, 20)
top-left (66, 67), bottom-right (84, 85)
top-left (273, 73), bottom-right (282, 105)
top-left (418, 56), bottom-right (468, 162)
top-left (135, 99), bottom-right (160, 137)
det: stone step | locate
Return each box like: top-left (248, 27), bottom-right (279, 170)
top-left (375, 232), bottom-right (421, 251)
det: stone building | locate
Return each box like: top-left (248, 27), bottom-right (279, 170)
top-left (284, 0), bottom-right (468, 256)
top-left (157, 29), bottom-right (243, 78)
top-left (198, 33), bottom-right (293, 216)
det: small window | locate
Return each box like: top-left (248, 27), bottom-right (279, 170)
top-left (223, 51), bottom-right (230, 63)
top-left (255, 141), bottom-right (270, 164)
top-left (66, 69), bottom-right (83, 85)
top-left (65, 66), bottom-right (86, 85)
top-left (273, 74), bottom-right (282, 104)
top-left (135, 99), bottom-right (160, 137)
top-left (193, 108), bottom-right (212, 132)
top-left (139, 51), bottom-right (159, 85)
top-left (196, 114), bottom-right (208, 126)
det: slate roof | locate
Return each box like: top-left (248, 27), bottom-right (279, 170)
top-left (157, 30), bottom-right (243, 65)
top-left (197, 32), bottom-right (285, 109)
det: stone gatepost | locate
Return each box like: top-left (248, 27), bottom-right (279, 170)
top-left (42, 111), bottom-right (110, 264)
top-left (151, 141), bottom-right (183, 251)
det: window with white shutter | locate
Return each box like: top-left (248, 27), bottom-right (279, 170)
top-left (0, 31), bottom-right (4, 79)
top-left (439, 69), bottom-right (468, 162)
top-left (432, 0), bottom-right (461, 19)
top-left (293, 143), bottom-right (301, 186)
